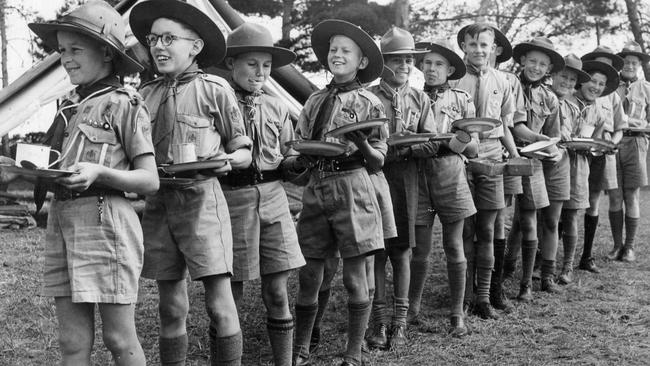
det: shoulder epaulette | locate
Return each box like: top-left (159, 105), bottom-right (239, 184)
top-left (139, 76), bottom-right (164, 89)
top-left (451, 88), bottom-right (471, 97)
top-left (358, 88), bottom-right (383, 104)
top-left (115, 87), bottom-right (144, 106)
top-left (200, 73), bottom-right (229, 87)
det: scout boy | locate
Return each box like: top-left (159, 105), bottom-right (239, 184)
top-left (408, 37), bottom-right (477, 336)
top-left (129, 0), bottom-right (253, 364)
top-left (510, 37), bottom-right (565, 298)
top-left (552, 54), bottom-right (596, 284)
top-left (454, 23), bottom-right (520, 319)
top-left (24, 1), bottom-right (158, 363)
top-left (610, 41), bottom-right (650, 262)
top-left (221, 22), bottom-right (306, 366)
top-left (366, 26), bottom-right (433, 349)
top-left (580, 46), bottom-right (627, 270)
top-left (289, 19), bottom-right (387, 366)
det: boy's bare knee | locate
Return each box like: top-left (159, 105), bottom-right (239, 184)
top-left (159, 299), bottom-right (188, 326)
top-left (102, 330), bottom-right (131, 354)
top-left (59, 331), bottom-right (92, 356)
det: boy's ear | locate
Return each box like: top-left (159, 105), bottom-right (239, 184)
top-left (359, 55), bottom-right (369, 70)
top-left (447, 65), bottom-right (455, 78)
top-left (461, 41), bottom-right (466, 52)
top-left (519, 55), bottom-right (527, 65)
top-left (102, 46), bottom-right (115, 63)
top-left (224, 56), bottom-right (235, 71)
top-left (190, 38), bottom-right (205, 58)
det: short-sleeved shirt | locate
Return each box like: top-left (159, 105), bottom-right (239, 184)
top-left (232, 87), bottom-right (296, 171)
top-left (617, 79), bottom-right (650, 128)
top-left (518, 82), bottom-right (561, 139)
top-left (428, 87), bottom-right (476, 131)
top-left (501, 71), bottom-right (527, 124)
top-left (558, 98), bottom-right (582, 140)
top-left (140, 70), bottom-right (252, 165)
top-left (368, 81), bottom-right (435, 135)
top-left (295, 87), bottom-right (388, 156)
top-left (568, 92), bottom-right (612, 137)
top-left (596, 91), bottom-right (628, 132)
top-left (59, 88), bottom-right (154, 170)
top-left (454, 67), bottom-right (516, 138)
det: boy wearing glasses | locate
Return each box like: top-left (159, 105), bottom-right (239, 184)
top-left (130, 1), bottom-right (252, 365)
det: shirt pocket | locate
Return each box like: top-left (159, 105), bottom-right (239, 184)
top-left (628, 96), bottom-right (645, 122)
top-left (177, 114), bottom-right (218, 158)
top-left (405, 109), bottom-right (421, 131)
top-left (77, 123), bottom-right (117, 167)
top-left (261, 119), bottom-right (283, 166)
top-left (530, 101), bottom-right (551, 133)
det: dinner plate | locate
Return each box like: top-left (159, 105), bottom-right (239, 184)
top-left (159, 158), bottom-right (230, 174)
top-left (387, 133), bottom-right (435, 147)
top-left (451, 117), bottom-right (502, 133)
top-left (560, 138), bottom-right (615, 152)
top-left (0, 164), bottom-right (78, 178)
top-left (520, 138), bottom-right (559, 153)
top-left (626, 127), bottom-right (650, 133)
top-left (285, 140), bottom-right (348, 157)
top-left (325, 118), bottom-right (388, 138)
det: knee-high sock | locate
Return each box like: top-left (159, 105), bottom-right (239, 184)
top-left (520, 240), bottom-right (538, 287)
top-left (492, 238), bottom-right (506, 286)
top-left (562, 235), bottom-right (577, 269)
top-left (541, 259), bottom-right (555, 280)
top-left (475, 240), bottom-right (494, 304)
top-left (624, 216), bottom-right (639, 250)
top-left (267, 317), bottom-right (293, 366)
top-left (582, 214), bottom-right (599, 260)
top-left (210, 329), bottom-right (242, 366)
top-left (313, 288), bottom-right (331, 332)
top-left (447, 261), bottom-right (467, 317)
top-left (293, 303), bottom-right (318, 358)
top-left (160, 334), bottom-right (188, 366)
top-left (392, 297), bottom-right (409, 327)
top-left (407, 260), bottom-right (428, 316)
top-left (609, 210), bottom-right (624, 249)
top-left (344, 301), bottom-right (371, 365)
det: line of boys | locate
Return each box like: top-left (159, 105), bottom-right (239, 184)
top-left (10, 0), bottom-right (649, 365)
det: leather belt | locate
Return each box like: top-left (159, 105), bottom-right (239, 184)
top-left (316, 157), bottom-right (365, 172)
top-left (623, 130), bottom-right (646, 137)
top-left (54, 185), bottom-right (124, 201)
top-left (220, 168), bottom-right (283, 187)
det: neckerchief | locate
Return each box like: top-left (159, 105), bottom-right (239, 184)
top-left (311, 78), bottom-right (363, 140)
top-left (424, 82), bottom-right (450, 102)
top-left (621, 75), bottom-right (638, 115)
top-left (465, 63), bottom-right (488, 110)
top-left (152, 63), bottom-right (202, 164)
top-left (232, 82), bottom-right (264, 171)
top-left (378, 80), bottom-right (408, 133)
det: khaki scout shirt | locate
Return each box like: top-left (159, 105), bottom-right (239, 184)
top-left (558, 98), bottom-right (582, 141)
top-left (368, 80), bottom-right (435, 134)
top-left (233, 89), bottom-right (296, 171)
top-left (454, 66), bottom-right (516, 139)
top-left (140, 72), bottom-right (252, 165)
top-left (296, 87), bottom-right (388, 156)
top-left (597, 91), bottom-right (628, 132)
top-left (427, 88), bottom-right (476, 133)
top-left (501, 71), bottom-right (527, 124)
top-left (520, 83), bottom-right (561, 139)
top-left (616, 79), bottom-right (650, 128)
top-left (568, 91), bottom-right (611, 138)
top-left (59, 88), bottom-right (154, 171)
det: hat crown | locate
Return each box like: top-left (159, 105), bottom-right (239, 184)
top-left (417, 38), bottom-right (455, 53)
top-left (526, 36), bottom-right (556, 52)
top-left (621, 41), bottom-right (644, 54)
top-left (59, 0), bottom-right (126, 50)
top-left (380, 27), bottom-right (417, 53)
top-left (564, 53), bottom-right (583, 70)
top-left (591, 45), bottom-right (616, 55)
top-left (227, 23), bottom-right (274, 49)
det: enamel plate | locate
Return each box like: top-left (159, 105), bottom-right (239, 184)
top-left (325, 119), bottom-right (388, 138)
top-left (451, 118), bottom-right (502, 133)
top-left (286, 140), bottom-right (348, 157)
top-left (0, 164), bottom-right (78, 178)
top-left (159, 157), bottom-right (230, 174)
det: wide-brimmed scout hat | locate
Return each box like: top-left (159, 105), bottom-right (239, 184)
top-left (617, 41), bottom-right (650, 63)
top-left (223, 23), bottom-right (295, 68)
top-left (579, 60), bottom-right (620, 97)
top-left (414, 38), bottom-right (466, 80)
top-left (456, 23), bottom-right (512, 64)
top-left (513, 36), bottom-right (565, 74)
top-left (581, 45), bottom-right (624, 71)
top-left (311, 19), bottom-right (383, 84)
top-left (380, 27), bottom-right (428, 56)
top-left (560, 53), bottom-right (591, 84)
top-left (129, 0), bottom-right (226, 67)
top-left (28, 0), bottom-right (143, 75)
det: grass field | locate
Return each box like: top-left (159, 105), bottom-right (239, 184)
top-left (1, 187), bottom-right (649, 365)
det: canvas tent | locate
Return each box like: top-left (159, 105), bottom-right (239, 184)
top-left (0, 0), bottom-right (318, 138)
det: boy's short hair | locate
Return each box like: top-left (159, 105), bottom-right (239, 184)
top-left (464, 24), bottom-right (495, 41)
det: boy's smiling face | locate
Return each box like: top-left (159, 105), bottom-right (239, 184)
top-left (227, 51), bottom-right (272, 93)
top-left (421, 52), bottom-right (454, 86)
top-left (552, 69), bottom-right (578, 98)
top-left (150, 18), bottom-right (202, 77)
top-left (57, 30), bottom-right (113, 87)
top-left (621, 55), bottom-right (641, 80)
top-left (581, 71), bottom-right (607, 101)
top-left (521, 50), bottom-right (552, 82)
top-left (462, 31), bottom-right (495, 68)
top-left (384, 54), bottom-right (414, 87)
top-left (327, 35), bottom-right (368, 83)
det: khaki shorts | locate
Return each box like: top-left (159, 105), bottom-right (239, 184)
top-left (519, 159), bottom-right (549, 210)
top-left (43, 195), bottom-right (143, 304)
top-left (141, 178), bottom-right (233, 281)
top-left (617, 135), bottom-right (648, 189)
top-left (469, 139), bottom-right (506, 210)
top-left (542, 149), bottom-right (570, 202)
top-left (421, 154), bottom-right (476, 224)
top-left (504, 175), bottom-right (523, 196)
top-left (384, 161), bottom-right (420, 248)
top-left (370, 171), bottom-right (398, 240)
top-left (589, 154), bottom-right (618, 191)
top-left (565, 150), bottom-right (590, 210)
top-left (223, 181), bottom-right (305, 282)
top-left (297, 168), bottom-right (383, 259)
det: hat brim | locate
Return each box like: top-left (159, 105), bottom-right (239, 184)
top-left (383, 49), bottom-right (429, 55)
top-left (129, 0), bottom-right (226, 67)
top-left (456, 25), bottom-right (512, 64)
top-left (617, 51), bottom-right (650, 63)
top-left (311, 19), bottom-right (383, 84)
top-left (414, 42), bottom-right (466, 80)
top-left (578, 60), bottom-right (620, 97)
top-left (224, 46), bottom-right (296, 68)
top-left (581, 52), bottom-right (624, 71)
top-left (513, 43), bottom-right (565, 73)
top-left (28, 22), bottom-right (143, 75)
top-left (563, 66), bottom-right (591, 84)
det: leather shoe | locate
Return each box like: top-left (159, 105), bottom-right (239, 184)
top-left (366, 323), bottom-right (388, 350)
top-left (607, 245), bottom-right (622, 260)
top-left (294, 354), bottom-right (311, 366)
top-left (388, 324), bottom-right (407, 349)
top-left (463, 300), bottom-right (473, 316)
top-left (541, 277), bottom-right (561, 293)
top-left (620, 247), bottom-right (636, 262)
top-left (449, 315), bottom-right (469, 338)
top-left (578, 257), bottom-right (600, 273)
top-left (490, 284), bottom-right (514, 313)
top-left (516, 284), bottom-right (533, 302)
top-left (473, 301), bottom-right (499, 320)
top-left (557, 267), bottom-right (573, 285)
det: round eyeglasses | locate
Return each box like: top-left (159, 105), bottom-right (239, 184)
top-left (145, 33), bottom-right (198, 47)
